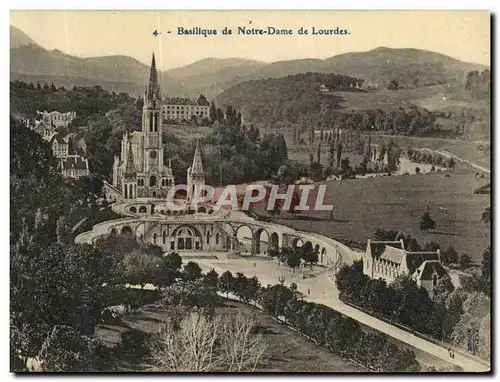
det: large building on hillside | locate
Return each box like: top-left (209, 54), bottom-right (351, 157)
top-left (363, 239), bottom-right (447, 298)
top-left (163, 95), bottom-right (210, 122)
top-left (112, 53), bottom-right (205, 199)
top-left (36, 110), bottom-right (76, 128)
top-left (59, 155), bottom-right (90, 179)
top-left (27, 126), bottom-right (90, 179)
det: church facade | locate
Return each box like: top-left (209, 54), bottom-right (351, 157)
top-left (112, 53), bottom-right (205, 200)
top-left (112, 53), bottom-right (175, 199)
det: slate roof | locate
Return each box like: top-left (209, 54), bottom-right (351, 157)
top-left (51, 133), bottom-right (68, 145)
top-left (414, 260), bottom-right (447, 280)
top-left (404, 252), bottom-right (440, 274)
top-left (380, 246), bottom-right (405, 264)
top-left (60, 155), bottom-right (89, 170)
top-left (369, 240), bottom-right (405, 262)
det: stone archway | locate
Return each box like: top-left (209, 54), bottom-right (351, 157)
top-left (235, 225), bottom-right (254, 254)
top-left (292, 237), bottom-right (304, 248)
top-left (121, 226), bottom-right (133, 236)
top-left (171, 225), bottom-right (203, 251)
top-left (198, 206), bottom-right (207, 213)
top-left (254, 228), bottom-right (270, 255)
top-left (130, 206), bottom-right (137, 213)
top-left (139, 205), bottom-right (147, 213)
top-left (269, 232), bottom-right (279, 249)
top-left (110, 228), bottom-right (117, 237)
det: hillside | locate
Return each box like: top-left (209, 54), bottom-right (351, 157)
top-left (10, 44), bottom-right (185, 97)
top-left (166, 57), bottom-right (267, 79)
top-left (249, 47), bottom-right (487, 88)
top-left (10, 25), bottom-right (37, 49)
top-left (10, 26), bottom-right (488, 100)
top-left (165, 58), bottom-right (268, 99)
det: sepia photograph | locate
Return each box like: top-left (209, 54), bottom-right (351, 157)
top-left (9, 10), bottom-right (491, 373)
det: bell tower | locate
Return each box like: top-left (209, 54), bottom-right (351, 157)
top-left (142, 52), bottom-right (163, 181)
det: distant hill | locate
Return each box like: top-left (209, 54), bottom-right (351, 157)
top-left (10, 25), bottom-right (488, 99)
top-left (247, 47), bottom-right (487, 88)
top-left (165, 57), bottom-right (267, 99)
top-left (10, 25), bottom-right (37, 49)
top-left (10, 44), bottom-right (186, 97)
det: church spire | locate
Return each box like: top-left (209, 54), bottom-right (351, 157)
top-left (146, 52), bottom-right (160, 100)
top-left (191, 140), bottom-right (204, 177)
top-left (124, 135), bottom-right (136, 180)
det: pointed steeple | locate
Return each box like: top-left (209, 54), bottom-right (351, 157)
top-left (124, 135), bottom-right (136, 180)
top-left (146, 52), bottom-right (160, 100)
top-left (191, 140), bottom-right (204, 176)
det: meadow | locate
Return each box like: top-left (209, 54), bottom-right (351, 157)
top-left (254, 168), bottom-right (490, 264)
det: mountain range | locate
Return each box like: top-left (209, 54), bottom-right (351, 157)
top-left (10, 25), bottom-right (488, 100)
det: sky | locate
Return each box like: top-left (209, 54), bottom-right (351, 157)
top-left (10, 10), bottom-right (490, 70)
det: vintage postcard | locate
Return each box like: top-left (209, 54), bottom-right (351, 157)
top-left (10, 10), bottom-right (491, 373)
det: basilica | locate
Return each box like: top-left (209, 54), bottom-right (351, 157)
top-left (112, 53), bottom-right (204, 199)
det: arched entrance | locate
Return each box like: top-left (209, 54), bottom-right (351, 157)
top-left (321, 247), bottom-right (327, 264)
top-left (292, 237), bottom-right (304, 248)
top-left (198, 206), bottom-right (207, 213)
top-left (121, 226), bottom-right (133, 236)
top-left (236, 225), bottom-right (253, 253)
top-left (254, 228), bottom-right (270, 255)
top-left (130, 206), bottom-right (137, 213)
top-left (139, 205), bottom-right (147, 213)
top-left (269, 232), bottom-right (279, 249)
top-left (171, 225), bottom-right (202, 251)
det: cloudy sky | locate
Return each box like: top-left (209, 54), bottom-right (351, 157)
top-left (10, 10), bottom-right (490, 70)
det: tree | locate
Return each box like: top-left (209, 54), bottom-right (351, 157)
top-left (388, 79), bottom-right (400, 90)
top-left (218, 271), bottom-right (234, 298)
top-left (458, 254), bottom-right (472, 269)
top-left (161, 280), bottom-right (221, 309)
top-left (286, 249), bottom-right (302, 271)
top-left (203, 269), bottom-right (219, 288)
top-left (148, 311), bottom-right (266, 372)
top-left (164, 252), bottom-right (182, 272)
top-left (55, 216), bottom-right (72, 245)
top-left (37, 325), bottom-right (108, 372)
top-left (419, 211), bottom-right (436, 232)
top-left (182, 261), bottom-right (203, 281)
top-left (336, 141), bottom-right (343, 167)
top-left (481, 247), bottom-right (491, 281)
top-left (442, 245), bottom-right (459, 265)
top-left (481, 206), bottom-right (491, 224)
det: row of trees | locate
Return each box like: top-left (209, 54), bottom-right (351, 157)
top-left (336, 261), bottom-right (452, 339)
top-left (192, 268), bottom-right (420, 372)
top-left (258, 284), bottom-right (419, 371)
top-left (336, 259), bottom-right (490, 361)
top-left (406, 148), bottom-right (456, 168)
top-left (267, 244), bottom-right (319, 270)
top-left (10, 80), bottom-right (134, 119)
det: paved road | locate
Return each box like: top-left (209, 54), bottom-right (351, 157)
top-left (192, 254), bottom-right (489, 373)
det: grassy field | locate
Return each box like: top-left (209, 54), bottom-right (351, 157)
top-left (325, 83), bottom-right (489, 113)
top-left (94, 299), bottom-right (364, 372)
top-left (255, 168), bottom-right (490, 264)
